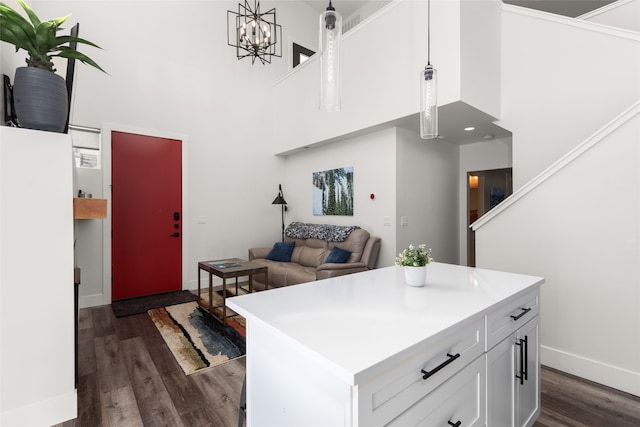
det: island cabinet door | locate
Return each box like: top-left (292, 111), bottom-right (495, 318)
top-left (385, 355), bottom-right (486, 427)
top-left (486, 315), bottom-right (540, 427)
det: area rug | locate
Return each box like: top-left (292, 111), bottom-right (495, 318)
top-left (111, 290), bottom-right (199, 317)
top-left (149, 296), bottom-right (246, 375)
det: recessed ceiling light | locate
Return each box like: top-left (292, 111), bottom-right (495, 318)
top-left (464, 126), bottom-right (475, 131)
top-left (483, 134), bottom-right (494, 140)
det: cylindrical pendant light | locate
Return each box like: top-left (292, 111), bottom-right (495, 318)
top-left (319, 1), bottom-right (342, 111)
top-left (420, 0), bottom-right (438, 139)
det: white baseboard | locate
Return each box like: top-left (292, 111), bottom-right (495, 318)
top-left (541, 345), bottom-right (640, 397)
top-left (1, 390), bottom-right (77, 427)
top-left (79, 293), bottom-right (109, 309)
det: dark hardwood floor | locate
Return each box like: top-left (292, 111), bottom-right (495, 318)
top-left (57, 304), bottom-right (640, 426)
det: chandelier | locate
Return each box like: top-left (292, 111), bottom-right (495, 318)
top-left (227, 1), bottom-right (282, 65)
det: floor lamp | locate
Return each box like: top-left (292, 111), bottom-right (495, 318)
top-left (272, 184), bottom-right (287, 241)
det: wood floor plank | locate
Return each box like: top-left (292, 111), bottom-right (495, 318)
top-left (77, 326), bottom-right (97, 377)
top-left (120, 337), bottom-right (184, 426)
top-left (100, 385), bottom-right (143, 427)
top-left (76, 372), bottom-right (102, 427)
top-left (190, 358), bottom-right (245, 425)
top-left (92, 305), bottom-right (117, 338)
top-left (95, 334), bottom-right (131, 394)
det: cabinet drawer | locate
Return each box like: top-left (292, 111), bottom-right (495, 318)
top-left (357, 317), bottom-right (485, 426)
top-left (386, 354), bottom-right (486, 427)
top-left (486, 288), bottom-right (539, 350)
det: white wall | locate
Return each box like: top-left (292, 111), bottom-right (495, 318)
top-left (282, 127), bottom-right (397, 266)
top-left (501, 5), bottom-right (640, 189)
top-left (580, 0), bottom-right (640, 32)
top-left (396, 127), bottom-right (460, 264)
top-left (475, 109), bottom-right (640, 396)
top-left (458, 137), bottom-right (512, 264)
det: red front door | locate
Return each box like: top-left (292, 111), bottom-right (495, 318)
top-left (111, 131), bottom-right (182, 300)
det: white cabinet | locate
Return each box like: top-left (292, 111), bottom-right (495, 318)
top-left (487, 314), bottom-right (540, 427)
top-left (227, 263), bottom-right (544, 427)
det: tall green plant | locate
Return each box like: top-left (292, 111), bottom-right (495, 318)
top-left (0, 0), bottom-right (105, 73)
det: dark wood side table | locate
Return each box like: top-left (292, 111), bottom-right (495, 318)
top-left (197, 258), bottom-right (268, 323)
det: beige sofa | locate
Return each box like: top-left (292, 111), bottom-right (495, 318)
top-left (248, 223), bottom-right (381, 290)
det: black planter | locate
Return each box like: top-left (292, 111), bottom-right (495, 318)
top-left (13, 67), bottom-right (68, 133)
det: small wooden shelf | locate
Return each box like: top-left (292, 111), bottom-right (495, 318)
top-left (73, 198), bottom-right (107, 219)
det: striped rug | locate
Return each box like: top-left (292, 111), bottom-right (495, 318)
top-left (149, 299), bottom-right (245, 375)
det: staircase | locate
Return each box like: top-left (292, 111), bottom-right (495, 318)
top-left (473, 1), bottom-right (640, 396)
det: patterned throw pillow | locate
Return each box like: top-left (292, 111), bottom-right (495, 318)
top-left (266, 241), bottom-right (295, 262)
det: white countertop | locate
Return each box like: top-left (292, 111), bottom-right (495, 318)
top-left (226, 262), bottom-right (543, 385)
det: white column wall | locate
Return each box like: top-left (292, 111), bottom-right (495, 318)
top-left (0, 127), bottom-right (76, 426)
top-left (396, 127), bottom-right (460, 264)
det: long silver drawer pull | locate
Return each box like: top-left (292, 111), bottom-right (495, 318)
top-left (510, 307), bottom-right (531, 321)
top-left (448, 421), bottom-right (461, 427)
top-left (421, 353), bottom-right (460, 380)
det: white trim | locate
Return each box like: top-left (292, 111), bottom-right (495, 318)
top-left (541, 345), bottom-right (640, 396)
top-left (503, 3), bottom-right (640, 41)
top-left (100, 123), bottom-right (189, 306)
top-left (577, 0), bottom-right (635, 20)
top-left (472, 101), bottom-right (640, 231)
top-left (0, 390), bottom-right (77, 427)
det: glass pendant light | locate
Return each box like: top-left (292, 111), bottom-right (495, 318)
top-left (319, 1), bottom-right (342, 111)
top-left (420, 0), bottom-right (438, 139)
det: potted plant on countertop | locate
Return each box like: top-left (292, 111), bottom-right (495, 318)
top-left (0, 0), bottom-right (105, 132)
top-left (396, 244), bottom-right (433, 287)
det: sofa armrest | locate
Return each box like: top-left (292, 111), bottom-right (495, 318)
top-left (316, 262), bottom-right (368, 280)
top-left (248, 247), bottom-right (271, 261)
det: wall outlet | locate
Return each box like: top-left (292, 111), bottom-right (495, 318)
top-left (401, 216), bottom-right (408, 226)
top-left (384, 216), bottom-right (391, 226)
top-left (197, 216), bottom-right (206, 224)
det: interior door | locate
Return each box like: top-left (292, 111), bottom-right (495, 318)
top-left (111, 131), bottom-right (182, 300)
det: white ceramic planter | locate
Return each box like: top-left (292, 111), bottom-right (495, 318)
top-left (404, 265), bottom-right (427, 287)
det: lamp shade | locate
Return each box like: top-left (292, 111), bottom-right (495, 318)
top-left (272, 194), bottom-right (287, 205)
top-left (420, 64), bottom-right (438, 139)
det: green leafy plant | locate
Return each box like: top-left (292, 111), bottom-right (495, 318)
top-left (395, 244), bottom-right (433, 267)
top-left (0, 0), bottom-right (105, 73)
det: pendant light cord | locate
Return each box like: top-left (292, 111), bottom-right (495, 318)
top-left (427, 0), bottom-right (431, 66)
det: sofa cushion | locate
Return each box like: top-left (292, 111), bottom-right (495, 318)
top-left (325, 247), bottom-right (352, 263)
top-left (266, 241), bottom-right (295, 262)
top-left (297, 246), bottom-right (327, 268)
top-left (327, 228), bottom-right (370, 263)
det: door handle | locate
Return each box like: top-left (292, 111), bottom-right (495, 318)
top-left (169, 232), bottom-right (180, 238)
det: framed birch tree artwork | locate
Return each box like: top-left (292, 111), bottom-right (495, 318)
top-left (312, 166), bottom-right (354, 216)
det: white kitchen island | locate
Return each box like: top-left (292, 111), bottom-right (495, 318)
top-left (227, 262), bottom-right (544, 427)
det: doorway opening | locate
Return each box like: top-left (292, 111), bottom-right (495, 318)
top-left (467, 168), bottom-right (512, 266)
